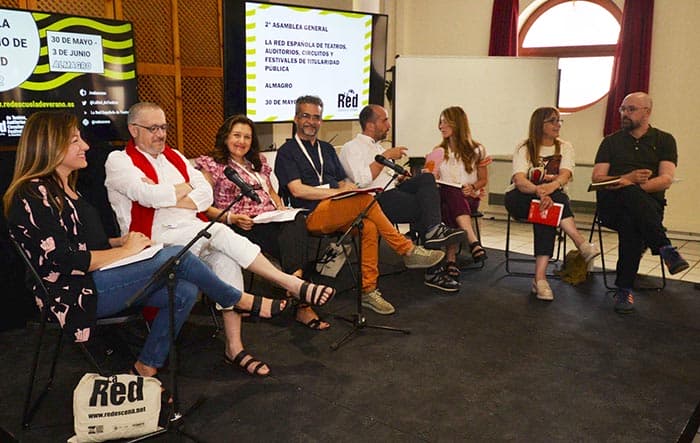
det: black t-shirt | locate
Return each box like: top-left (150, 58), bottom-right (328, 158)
top-left (594, 126), bottom-right (677, 204)
top-left (274, 137), bottom-right (347, 210)
top-left (71, 195), bottom-right (111, 251)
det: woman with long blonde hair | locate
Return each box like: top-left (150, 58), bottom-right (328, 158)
top-left (431, 106), bottom-right (490, 278)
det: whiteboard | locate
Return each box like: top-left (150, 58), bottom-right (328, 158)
top-left (394, 56), bottom-right (559, 158)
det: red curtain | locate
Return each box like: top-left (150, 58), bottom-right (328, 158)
top-left (603, 0), bottom-right (654, 135)
top-left (488, 0), bottom-right (519, 56)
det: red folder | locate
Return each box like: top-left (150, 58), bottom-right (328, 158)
top-left (329, 187), bottom-right (383, 201)
top-left (527, 199), bottom-right (564, 227)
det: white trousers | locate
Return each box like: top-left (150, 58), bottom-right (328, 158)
top-left (154, 221), bottom-right (261, 309)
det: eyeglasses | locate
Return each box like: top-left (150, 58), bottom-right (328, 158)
top-left (131, 123), bottom-right (169, 133)
top-left (297, 113), bottom-right (322, 122)
top-left (543, 118), bottom-right (564, 125)
top-left (619, 106), bottom-right (648, 114)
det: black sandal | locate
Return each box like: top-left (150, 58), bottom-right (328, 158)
top-left (445, 261), bottom-right (461, 278)
top-left (294, 303), bottom-right (330, 331)
top-left (224, 350), bottom-right (269, 377)
top-left (469, 241), bottom-right (487, 262)
top-left (297, 281), bottom-right (336, 307)
top-left (233, 295), bottom-right (286, 318)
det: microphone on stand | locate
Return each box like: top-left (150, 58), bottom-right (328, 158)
top-left (224, 166), bottom-right (262, 204)
top-left (374, 154), bottom-right (411, 177)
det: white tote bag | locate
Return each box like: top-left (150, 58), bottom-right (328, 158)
top-left (315, 242), bottom-right (352, 277)
top-left (69, 373), bottom-right (162, 442)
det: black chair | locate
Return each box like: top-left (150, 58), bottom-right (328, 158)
top-left (588, 210), bottom-right (666, 291)
top-left (10, 236), bottom-right (144, 429)
top-left (504, 212), bottom-right (567, 278)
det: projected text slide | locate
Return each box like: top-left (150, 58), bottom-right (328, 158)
top-left (245, 2), bottom-right (372, 121)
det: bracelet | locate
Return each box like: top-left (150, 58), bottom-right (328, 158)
top-left (225, 211), bottom-right (231, 224)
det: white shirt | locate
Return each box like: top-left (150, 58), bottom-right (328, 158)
top-left (437, 144), bottom-right (491, 186)
top-left (339, 133), bottom-right (397, 190)
top-left (104, 146), bottom-right (213, 238)
top-left (506, 139), bottom-right (575, 192)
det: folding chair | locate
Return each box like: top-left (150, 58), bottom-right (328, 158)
top-left (504, 212), bottom-right (567, 278)
top-left (588, 210), bottom-right (666, 291)
top-left (10, 236), bottom-right (144, 429)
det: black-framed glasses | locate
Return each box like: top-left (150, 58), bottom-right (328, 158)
top-left (131, 123), bottom-right (169, 133)
top-left (543, 118), bottom-right (563, 125)
top-left (619, 106), bottom-right (648, 114)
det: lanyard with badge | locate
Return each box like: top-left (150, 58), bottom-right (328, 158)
top-left (295, 134), bottom-right (328, 188)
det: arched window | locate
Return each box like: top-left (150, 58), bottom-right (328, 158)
top-left (519, 0), bottom-right (621, 112)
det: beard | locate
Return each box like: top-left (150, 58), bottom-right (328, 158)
top-left (621, 117), bottom-right (640, 131)
top-left (299, 124), bottom-right (318, 139)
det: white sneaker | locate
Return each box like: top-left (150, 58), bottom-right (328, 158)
top-left (579, 242), bottom-right (601, 263)
top-left (361, 289), bottom-right (395, 315)
top-left (531, 279), bottom-right (554, 301)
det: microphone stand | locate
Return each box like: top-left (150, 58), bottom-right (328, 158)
top-left (124, 192), bottom-right (248, 443)
top-left (329, 172), bottom-right (411, 351)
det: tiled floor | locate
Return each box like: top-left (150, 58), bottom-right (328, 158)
top-left (477, 217), bottom-right (700, 284)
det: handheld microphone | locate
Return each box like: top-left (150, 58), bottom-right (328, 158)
top-left (374, 154), bottom-right (411, 177)
top-left (224, 166), bottom-right (262, 204)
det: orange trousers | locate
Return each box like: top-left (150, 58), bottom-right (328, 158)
top-left (306, 194), bottom-right (413, 293)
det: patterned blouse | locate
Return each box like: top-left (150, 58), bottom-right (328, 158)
top-left (195, 155), bottom-right (277, 217)
top-left (8, 179), bottom-right (101, 342)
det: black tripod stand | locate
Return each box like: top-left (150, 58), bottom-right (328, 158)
top-left (329, 173), bottom-right (411, 351)
top-left (124, 193), bottom-right (246, 442)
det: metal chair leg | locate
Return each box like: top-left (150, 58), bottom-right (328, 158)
top-left (589, 212), bottom-right (665, 291)
top-left (22, 315), bottom-right (63, 429)
top-left (504, 214), bottom-right (566, 278)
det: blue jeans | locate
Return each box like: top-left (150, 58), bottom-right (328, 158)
top-left (92, 246), bottom-right (242, 367)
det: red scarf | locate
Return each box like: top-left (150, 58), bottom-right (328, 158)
top-left (124, 139), bottom-right (207, 238)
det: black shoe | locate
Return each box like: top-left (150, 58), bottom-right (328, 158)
top-left (613, 288), bottom-right (634, 314)
top-left (659, 245), bottom-right (689, 275)
top-left (423, 223), bottom-right (465, 250)
top-left (424, 268), bottom-right (460, 292)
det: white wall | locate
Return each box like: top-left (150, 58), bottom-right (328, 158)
top-left (392, 0), bottom-right (700, 235)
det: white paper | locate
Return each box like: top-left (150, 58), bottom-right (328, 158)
top-left (100, 243), bottom-right (164, 271)
top-left (253, 208), bottom-right (307, 224)
top-left (436, 179), bottom-right (462, 189)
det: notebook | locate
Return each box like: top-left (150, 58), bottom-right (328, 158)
top-left (587, 177), bottom-right (621, 191)
top-left (527, 199), bottom-right (564, 227)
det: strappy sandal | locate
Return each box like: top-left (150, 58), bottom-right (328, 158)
top-left (233, 295), bottom-right (286, 318)
top-left (224, 350), bottom-right (269, 377)
top-left (131, 365), bottom-right (172, 405)
top-left (294, 302), bottom-right (330, 331)
top-left (297, 281), bottom-right (336, 307)
top-left (469, 241), bottom-right (487, 262)
top-left (445, 261), bottom-right (461, 278)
